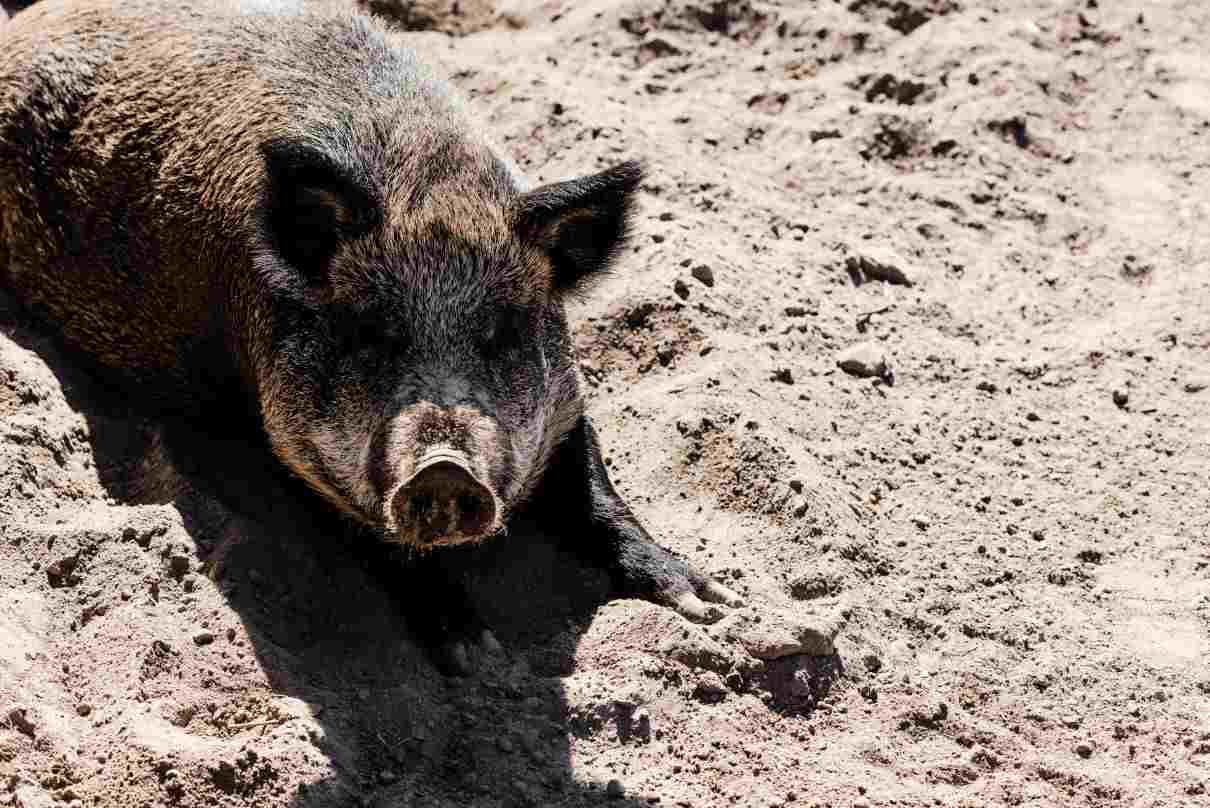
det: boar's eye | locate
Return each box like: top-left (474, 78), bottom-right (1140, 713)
top-left (513, 161), bottom-right (643, 295)
top-left (479, 306), bottom-right (528, 358)
top-left (338, 318), bottom-right (397, 358)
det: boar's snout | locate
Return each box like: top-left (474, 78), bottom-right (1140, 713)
top-left (393, 448), bottom-right (497, 547)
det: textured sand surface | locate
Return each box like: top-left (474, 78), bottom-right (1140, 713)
top-left (2, 1), bottom-right (1209, 806)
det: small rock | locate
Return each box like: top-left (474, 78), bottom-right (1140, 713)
top-left (691, 264), bottom-right (715, 287)
top-left (673, 279), bottom-right (690, 300)
top-left (5, 705), bottom-right (37, 737)
top-left (771, 367), bottom-right (794, 384)
top-left (846, 248), bottom-right (914, 286)
top-left (726, 607), bottom-right (840, 659)
top-left (192, 631), bottom-right (215, 646)
top-left (863, 654), bottom-right (883, 674)
top-left (836, 342), bottom-right (890, 380)
top-left (76, 703), bottom-right (92, 717)
top-left (605, 779), bottom-right (626, 799)
top-left (1077, 548), bottom-right (1103, 564)
top-left (182, 575), bottom-right (198, 593)
top-left (14, 786), bottom-right (55, 808)
top-left (1184, 378), bottom-right (1208, 393)
top-left (167, 555), bottom-right (191, 579)
top-left (1075, 742), bottom-right (1093, 758)
top-left (1112, 388), bottom-right (1129, 409)
top-left (46, 555), bottom-right (80, 588)
top-left (637, 34), bottom-right (685, 64)
top-left (633, 708), bottom-right (652, 739)
top-left (976, 380), bottom-right (997, 393)
top-left (693, 671), bottom-right (728, 703)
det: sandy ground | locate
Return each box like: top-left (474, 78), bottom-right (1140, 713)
top-left (3, 1), bottom-right (1210, 806)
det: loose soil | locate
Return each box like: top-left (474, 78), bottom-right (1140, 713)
top-left (2, 1), bottom-right (1208, 807)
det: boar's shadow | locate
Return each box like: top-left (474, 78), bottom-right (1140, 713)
top-left (0, 285), bottom-right (658, 808)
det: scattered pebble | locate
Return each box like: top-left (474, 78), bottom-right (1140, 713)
top-left (1075, 742), bottom-right (1093, 759)
top-left (76, 703), bottom-right (92, 717)
top-left (771, 367), bottom-right (794, 384)
top-left (1184, 378), bottom-right (1208, 393)
top-left (836, 342), bottom-right (890, 380)
top-left (863, 654), bottom-right (883, 673)
top-left (605, 779), bottom-right (626, 799)
top-left (691, 264), bottom-right (715, 286)
top-left (693, 671), bottom-right (728, 703)
top-left (725, 608), bottom-right (840, 659)
top-left (192, 630), bottom-right (215, 646)
top-left (673, 279), bottom-right (690, 300)
top-left (167, 555), bottom-right (191, 579)
top-left (5, 705), bottom-right (37, 737)
top-left (1077, 548), bottom-right (1103, 564)
top-left (633, 708), bottom-right (652, 740)
top-left (1112, 389), bottom-right (1129, 409)
top-left (14, 786), bottom-right (55, 808)
top-left (845, 247), bottom-right (914, 287)
top-left (45, 554), bottom-right (81, 588)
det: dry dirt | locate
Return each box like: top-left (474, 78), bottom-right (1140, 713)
top-left (3, 1), bottom-right (1210, 806)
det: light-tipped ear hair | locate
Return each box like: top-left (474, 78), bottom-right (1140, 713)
top-left (513, 160), bottom-right (643, 295)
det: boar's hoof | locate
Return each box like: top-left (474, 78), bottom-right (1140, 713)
top-left (438, 629), bottom-right (503, 678)
top-left (672, 581), bottom-right (745, 623)
top-left (615, 540), bottom-right (745, 624)
top-left (394, 450), bottom-right (497, 546)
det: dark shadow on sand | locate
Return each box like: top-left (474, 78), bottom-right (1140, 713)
top-left (0, 284), bottom-right (676, 807)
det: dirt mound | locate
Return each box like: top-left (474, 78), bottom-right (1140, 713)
top-left (4, 1), bottom-right (1210, 806)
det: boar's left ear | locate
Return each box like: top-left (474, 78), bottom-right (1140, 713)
top-left (514, 161), bottom-right (643, 294)
top-left (260, 139), bottom-right (380, 280)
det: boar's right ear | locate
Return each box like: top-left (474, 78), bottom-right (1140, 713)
top-left (260, 139), bottom-right (379, 279)
top-left (514, 161), bottom-right (643, 294)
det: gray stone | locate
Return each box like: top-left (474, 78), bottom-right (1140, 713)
top-left (837, 342), bottom-right (890, 379)
top-left (846, 247), bottom-right (913, 286)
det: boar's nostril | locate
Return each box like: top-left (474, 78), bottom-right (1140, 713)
top-left (393, 452), bottom-right (497, 546)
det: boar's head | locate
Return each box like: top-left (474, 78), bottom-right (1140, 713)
top-left (248, 134), bottom-right (640, 548)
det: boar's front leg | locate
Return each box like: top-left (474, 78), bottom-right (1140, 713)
top-left (534, 415), bottom-right (743, 622)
